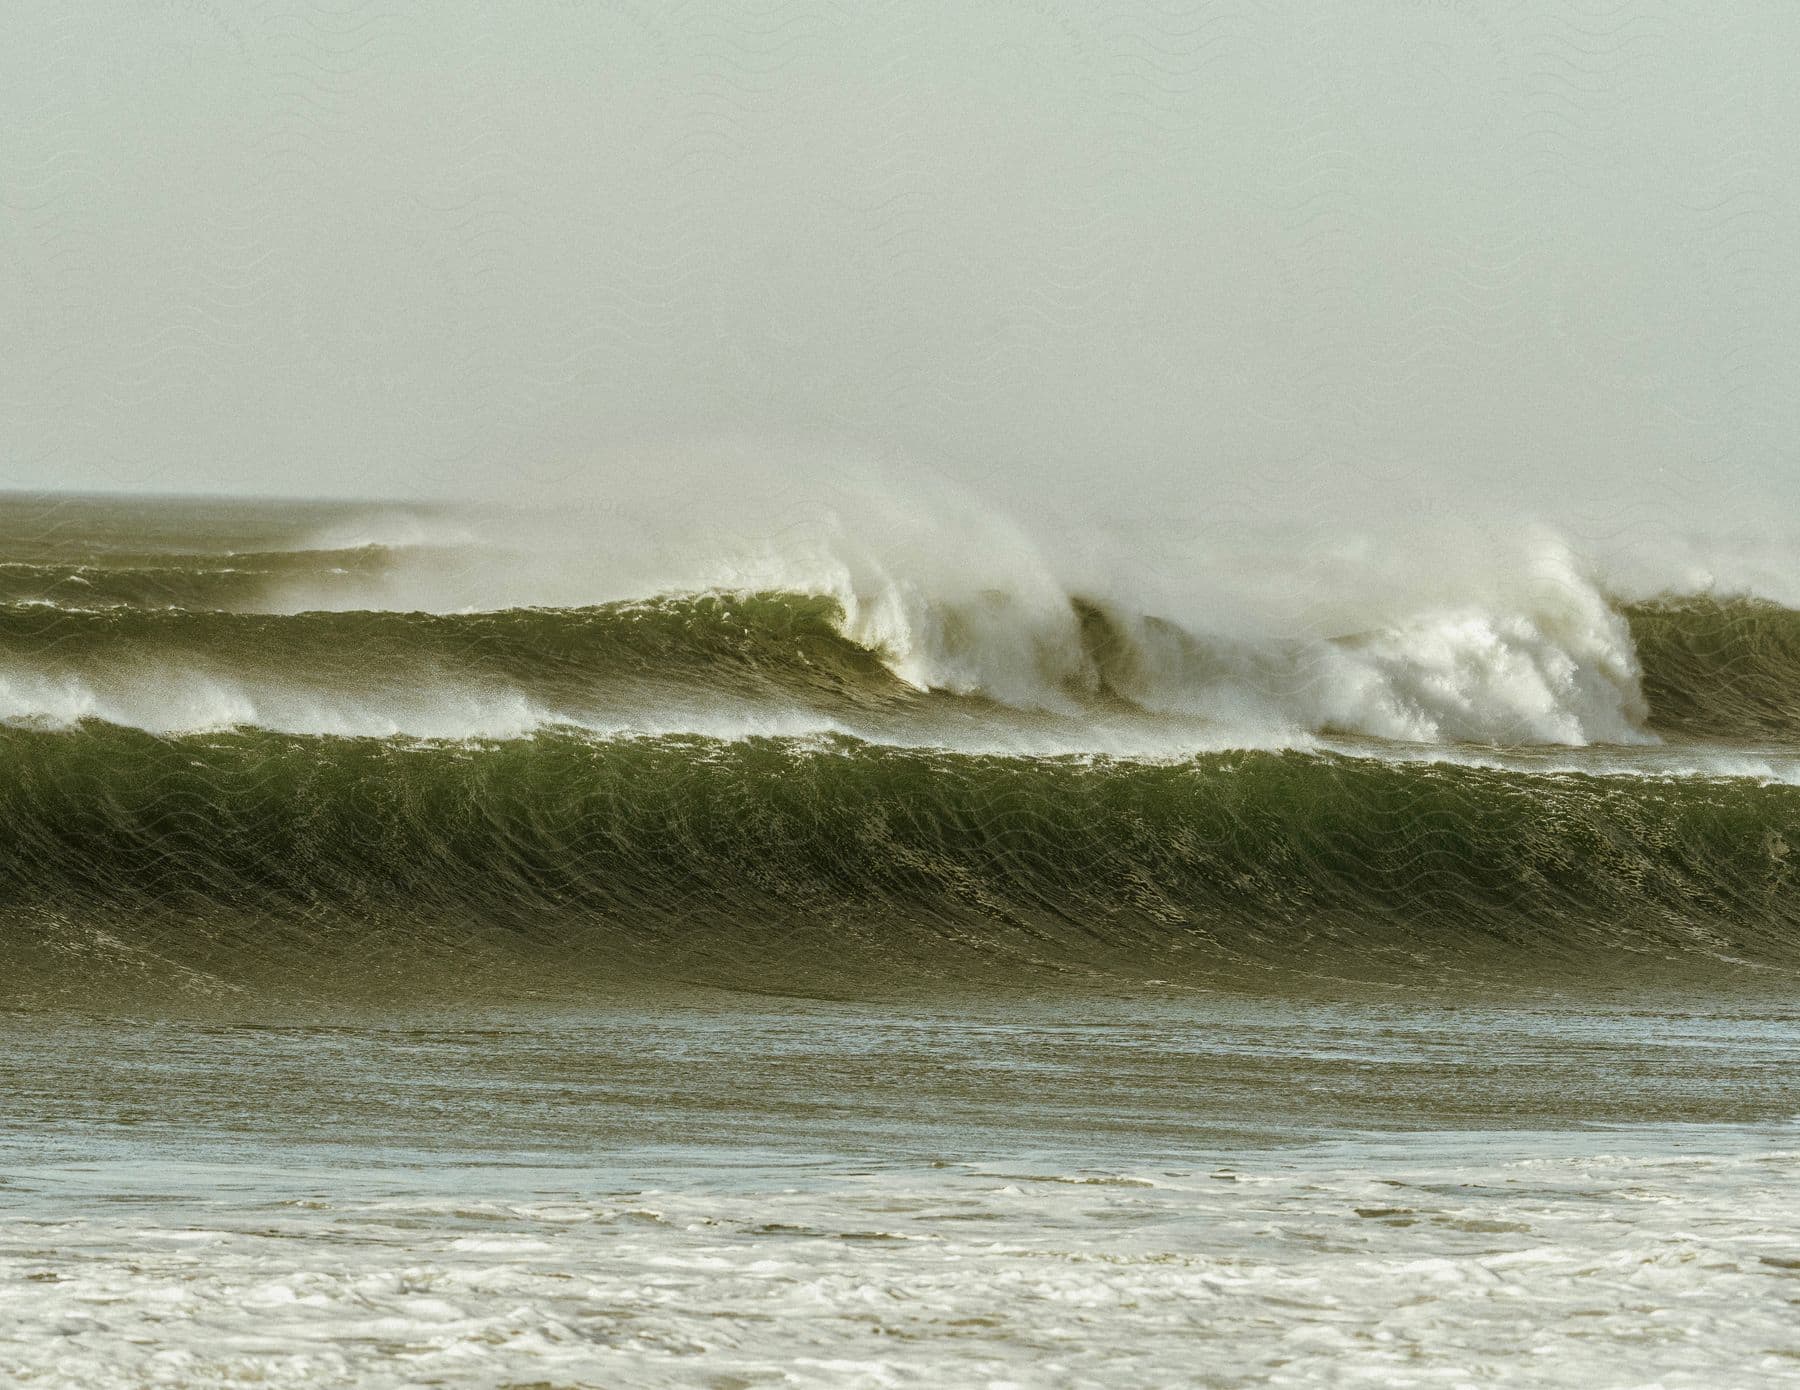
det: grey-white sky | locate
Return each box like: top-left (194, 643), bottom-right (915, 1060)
top-left (4, 2), bottom-right (1797, 528)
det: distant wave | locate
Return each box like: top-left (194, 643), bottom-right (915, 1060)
top-left (0, 590), bottom-right (1795, 747)
top-left (0, 545), bottom-right (446, 611)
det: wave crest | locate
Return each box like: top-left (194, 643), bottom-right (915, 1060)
top-left (2, 583), bottom-right (1792, 749)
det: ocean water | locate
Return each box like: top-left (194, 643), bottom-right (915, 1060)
top-left (3, 492), bottom-right (1799, 1387)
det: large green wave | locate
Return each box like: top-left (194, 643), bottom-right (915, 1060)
top-left (1627, 597), bottom-right (1800, 740)
top-left (4, 724), bottom-right (1795, 1003)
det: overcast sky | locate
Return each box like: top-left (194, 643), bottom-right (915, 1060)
top-left (3, 2), bottom-right (1797, 532)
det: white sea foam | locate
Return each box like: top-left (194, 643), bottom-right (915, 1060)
top-left (0, 665), bottom-right (877, 744)
top-left (6, 1134), bottom-right (1797, 1390)
top-left (0, 667), bottom-right (554, 741)
top-left (818, 533), bottom-right (1652, 747)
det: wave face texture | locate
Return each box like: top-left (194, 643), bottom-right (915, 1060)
top-left (3, 492), bottom-right (1799, 1004)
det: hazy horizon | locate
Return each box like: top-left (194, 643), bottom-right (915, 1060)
top-left (5, 2), bottom-right (1797, 542)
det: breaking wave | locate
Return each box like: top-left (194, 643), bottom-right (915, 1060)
top-left (0, 590), bottom-right (1794, 747)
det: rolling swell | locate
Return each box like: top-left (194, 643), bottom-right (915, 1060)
top-left (0, 546), bottom-right (408, 611)
top-left (4, 723), bottom-right (1797, 1002)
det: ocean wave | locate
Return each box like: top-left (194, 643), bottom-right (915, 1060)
top-left (1629, 596), bottom-right (1800, 740)
top-left (3, 726), bottom-right (1795, 1002)
top-left (0, 589), bottom-right (1794, 748)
